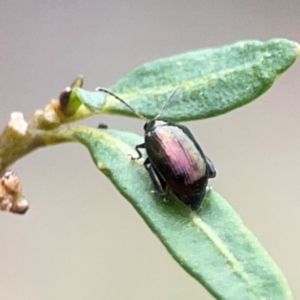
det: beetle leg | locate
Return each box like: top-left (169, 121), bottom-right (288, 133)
top-left (131, 143), bottom-right (145, 160)
top-left (144, 158), bottom-right (166, 195)
top-left (205, 156), bottom-right (217, 178)
top-left (163, 186), bottom-right (171, 203)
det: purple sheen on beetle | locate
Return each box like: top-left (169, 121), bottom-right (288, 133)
top-left (145, 121), bottom-right (207, 195)
top-left (143, 118), bottom-right (215, 210)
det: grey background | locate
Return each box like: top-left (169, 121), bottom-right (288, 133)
top-left (0, 1), bottom-right (300, 299)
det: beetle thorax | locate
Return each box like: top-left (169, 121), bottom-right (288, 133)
top-left (144, 119), bottom-right (168, 133)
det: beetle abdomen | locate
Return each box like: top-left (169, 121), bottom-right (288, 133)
top-left (145, 122), bottom-right (207, 196)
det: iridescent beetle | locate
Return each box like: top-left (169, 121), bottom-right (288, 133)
top-left (97, 88), bottom-right (216, 210)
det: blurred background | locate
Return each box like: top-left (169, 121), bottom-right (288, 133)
top-left (0, 1), bottom-right (300, 299)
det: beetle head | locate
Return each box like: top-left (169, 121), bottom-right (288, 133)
top-left (144, 119), bottom-right (168, 133)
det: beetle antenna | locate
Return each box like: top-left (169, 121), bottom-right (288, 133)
top-left (96, 87), bottom-right (147, 121)
top-left (154, 87), bottom-right (179, 120)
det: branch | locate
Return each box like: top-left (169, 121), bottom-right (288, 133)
top-left (0, 77), bottom-right (91, 214)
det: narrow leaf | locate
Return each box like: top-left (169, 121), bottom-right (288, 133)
top-left (73, 38), bottom-right (299, 121)
top-left (73, 127), bottom-right (293, 300)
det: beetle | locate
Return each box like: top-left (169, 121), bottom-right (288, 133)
top-left (97, 87), bottom-right (216, 210)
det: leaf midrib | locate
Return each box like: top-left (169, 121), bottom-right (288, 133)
top-left (190, 211), bottom-right (263, 299)
top-left (104, 59), bottom-right (267, 110)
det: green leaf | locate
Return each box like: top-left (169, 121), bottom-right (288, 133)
top-left (72, 38), bottom-right (299, 121)
top-left (73, 88), bottom-right (106, 112)
top-left (73, 127), bottom-right (293, 300)
top-left (58, 76), bottom-right (84, 117)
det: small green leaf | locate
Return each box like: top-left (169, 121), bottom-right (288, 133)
top-left (73, 127), bottom-right (293, 300)
top-left (59, 76), bottom-right (84, 117)
top-left (73, 88), bottom-right (106, 112)
top-left (72, 39), bottom-right (299, 121)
